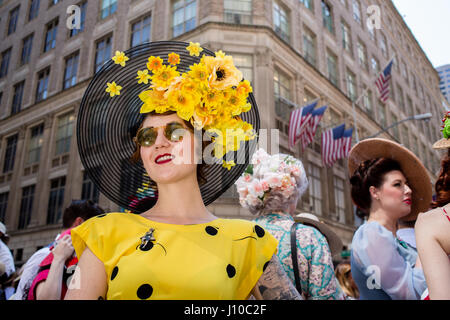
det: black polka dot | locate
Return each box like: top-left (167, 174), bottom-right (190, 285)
top-left (205, 226), bottom-right (218, 236)
top-left (97, 214), bottom-right (107, 218)
top-left (254, 225), bottom-right (265, 238)
top-left (139, 241), bottom-right (154, 251)
top-left (111, 266), bottom-right (118, 281)
top-left (226, 264), bottom-right (236, 278)
top-left (137, 284), bottom-right (153, 299)
top-left (263, 261), bottom-right (270, 272)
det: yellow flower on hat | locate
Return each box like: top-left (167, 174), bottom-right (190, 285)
top-left (237, 80), bottom-right (252, 96)
top-left (215, 50), bottom-right (226, 58)
top-left (136, 70), bottom-right (151, 84)
top-left (223, 160), bottom-right (236, 171)
top-left (188, 63), bottom-right (209, 84)
top-left (168, 52), bottom-right (180, 65)
top-left (147, 56), bottom-right (164, 71)
top-left (203, 55), bottom-right (243, 90)
top-left (139, 89), bottom-right (166, 113)
top-left (167, 90), bottom-right (199, 121)
top-left (186, 42), bottom-right (203, 56)
top-left (112, 51), bottom-right (129, 67)
top-left (151, 65), bottom-right (180, 90)
top-left (106, 82), bottom-right (122, 97)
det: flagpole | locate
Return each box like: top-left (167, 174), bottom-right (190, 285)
top-left (350, 54), bottom-right (396, 143)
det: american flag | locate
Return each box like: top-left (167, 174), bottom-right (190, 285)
top-left (288, 101), bottom-right (317, 149)
top-left (301, 105), bottom-right (328, 151)
top-left (322, 124), bottom-right (345, 167)
top-left (342, 128), bottom-right (354, 159)
top-left (375, 60), bottom-right (394, 103)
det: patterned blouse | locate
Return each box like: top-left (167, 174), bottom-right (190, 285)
top-left (253, 212), bottom-right (344, 300)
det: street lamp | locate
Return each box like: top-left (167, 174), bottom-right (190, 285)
top-left (364, 113), bottom-right (432, 140)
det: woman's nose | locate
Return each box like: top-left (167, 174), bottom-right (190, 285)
top-left (153, 128), bottom-right (170, 149)
top-left (405, 184), bottom-right (412, 195)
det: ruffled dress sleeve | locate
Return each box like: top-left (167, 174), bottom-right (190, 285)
top-left (351, 222), bottom-right (426, 300)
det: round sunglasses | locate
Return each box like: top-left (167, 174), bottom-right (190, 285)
top-left (134, 122), bottom-right (191, 147)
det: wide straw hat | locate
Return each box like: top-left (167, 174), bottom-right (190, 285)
top-left (76, 41), bottom-right (260, 213)
top-left (348, 138), bottom-right (432, 221)
top-left (294, 213), bottom-right (343, 257)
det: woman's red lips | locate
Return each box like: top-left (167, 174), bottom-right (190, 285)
top-left (155, 153), bottom-right (174, 164)
top-left (403, 199), bottom-right (412, 205)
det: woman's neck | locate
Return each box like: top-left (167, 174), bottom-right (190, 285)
top-left (142, 176), bottom-right (216, 223)
top-left (368, 208), bottom-right (398, 236)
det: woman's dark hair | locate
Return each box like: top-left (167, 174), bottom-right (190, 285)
top-left (349, 157), bottom-right (402, 218)
top-left (62, 200), bottom-right (105, 228)
top-left (131, 110), bottom-right (210, 186)
top-left (431, 149), bottom-right (450, 208)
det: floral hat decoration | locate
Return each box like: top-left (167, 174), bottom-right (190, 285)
top-left (77, 41), bottom-right (260, 213)
top-left (432, 111), bottom-right (450, 149)
top-left (235, 148), bottom-right (308, 211)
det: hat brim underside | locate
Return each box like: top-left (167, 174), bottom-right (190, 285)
top-left (77, 41), bottom-right (260, 213)
top-left (348, 138), bottom-right (432, 221)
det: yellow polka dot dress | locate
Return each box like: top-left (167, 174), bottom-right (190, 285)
top-left (71, 212), bottom-right (278, 300)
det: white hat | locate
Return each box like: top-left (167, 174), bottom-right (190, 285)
top-left (0, 222), bottom-right (6, 235)
top-left (294, 213), bottom-right (343, 257)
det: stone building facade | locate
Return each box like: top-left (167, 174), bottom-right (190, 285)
top-left (0, 0), bottom-right (445, 266)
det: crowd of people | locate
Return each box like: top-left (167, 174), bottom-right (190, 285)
top-left (0, 41), bottom-right (449, 300)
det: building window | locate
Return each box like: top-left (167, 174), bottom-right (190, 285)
top-left (341, 20), bottom-right (352, 54)
top-left (378, 102), bottom-right (386, 128)
top-left (363, 90), bottom-right (373, 117)
top-left (352, 0), bottom-right (361, 25)
top-left (346, 69), bottom-right (357, 101)
top-left (63, 52), bottom-right (79, 89)
top-left (28, 0), bottom-right (40, 21)
top-left (401, 125), bottom-right (409, 148)
top-left (0, 192), bottom-right (8, 222)
top-left (224, 0), bottom-right (252, 24)
top-left (357, 40), bottom-right (368, 71)
top-left (308, 162), bottom-right (322, 215)
top-left (322, 1), bottom-right (334, 34)
top-left (3, 135), bottom-right (18, 173)
top-left (27, 124), bottom-right (44, 165)
top-left (391, 113), bottom-right (400, 140)
top-left (49, 0), bottom-right (60, 7)
top-left (18, 185), bottom-right (35, 229)
top-left (95, 36), bottom-right (112, 73)
top-left (380, 32), bottom-right (388, 59)
top-left (232, 53), bottom-right (253, 83)
top-left (44, 18), bottom-right (58, 53)
top-left (55, 112), bottom-right (75, 155)
top-left (172, 0), bottom-right (196, 38)
top-left (274, 69), bottom-right (292, 135)
top-left (11, 81), bottom-right (25, 115)
top-left (397, 85), bottom-right (405, 112)
top-left (273, 1), bottom-right (289, 43)
top-left (47, 177), bottom-right (65, 225)
top-left (326, 50), bottom-right (338, 87)
top-left (21, 34), bottom-right (34, 66)
top-left (36, 67), bottom-right (50, 102)
top-left (303, 27), bottom-right (316, 66)
top-left (101, 0), bottom-right (117, 19)
top-left (8, 6), bottom-right (20, 35)
top-left (368, 23), bottom-right (376, 41)
top-left (69, 1), bottom-right (87, 37)
top-left (371, 56), bottom-right (379, 75)
top-left (81, 171), bottom-right (100, 203)
top-left (334, 176), bottom-right (346, 223)
top-left (300, 0), bottom-right (314, 11)
top-left (406, 95), bottom-right (412, 116)
top-left (400, 60), bottom-right (408, 84)
top-left (0, 48), bottom-right (12, 78)
top-left (131, 15), bottom-right (152, 47)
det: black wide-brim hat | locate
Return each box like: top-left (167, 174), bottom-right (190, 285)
top-left (77, 41), bottom-right (260, 213)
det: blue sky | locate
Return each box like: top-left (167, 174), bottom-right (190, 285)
top-left (392, 0), bottom-right (450, 68)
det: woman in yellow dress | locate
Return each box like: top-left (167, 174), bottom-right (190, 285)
top-left (65, 41), bottom-right (301, 300)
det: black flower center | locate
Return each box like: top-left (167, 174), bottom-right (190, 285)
top-left (216, 69), bottom-right (226, 81)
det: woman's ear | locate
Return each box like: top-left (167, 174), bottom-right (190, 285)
top-left (369, 186), bottom-right (379, 201)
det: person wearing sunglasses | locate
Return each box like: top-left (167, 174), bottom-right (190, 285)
top-left (65, 42), bottom-right (302, 300)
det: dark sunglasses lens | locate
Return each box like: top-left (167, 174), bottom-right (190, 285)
top-left (165, 123), bottom-right (187, 142)
top-left (137, 127), bottom-right (157, 147)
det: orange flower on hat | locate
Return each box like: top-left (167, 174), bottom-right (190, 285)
top-left (147, 56), bottom-right (164, 71)
top-left (168, 52), bottom-right (180, 65)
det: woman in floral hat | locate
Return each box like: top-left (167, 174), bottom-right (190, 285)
top-left (235, 148), bottom-right (344, 300)
top-left (415, 112), bottom-right (450, 300)
top-left (65, 42), bottom-right (301, 300)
